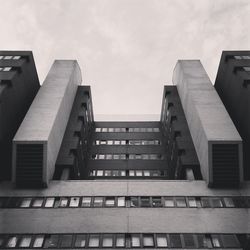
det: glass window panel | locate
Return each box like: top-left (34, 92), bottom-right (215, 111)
top-left (115, 128), bottom-right (120, 132)
top-left (3, 67), bottom-right (12, 71)
top-left (59, 197), bottom-right (68, 207)
top-left (112, 170), bottom-right (119, 176)
top-left (140, 197), bottom-right (151, 207)
top-left (221, 234), bottom-right (240, 248)
top-left (97, 170), bottom-right (104, 176)
top-left (13, 56), bottom-right (21, 60)
top-left (102, 234), bottom-right (113, 247)
top-left (4, 56), bottom-right (12, 59)
top-left (114, 140), bottom-right (120, 145)
top-left (116, 234), bottom-right (125, 247)
top-left (164, 197), bottom-right (175, 207)
top-left (129, 154), bottom-right (135, 159)
top-left (100, 140), bottom-right (106, 145)
top-left (152, 170), bottom-right (160, 176)
top-left (232, 197), bottom-right (246, 208)
top-left (6, 236), bottom-right (18, 248)
top-left (201, 197), bottom-right (210, 208)
top-left (118, 197), bottom-right (125, 207)
top-left (120, 154), bottom-right (126, 159)
top-left (131, 234), bottom-right (141, 247)
top-left (134, 128), bottom-right (140, 132)
top-left (104, 170), bottom-right (112, 176)
top-left (0, 56), bottom-right (3, 59)
top-left (88, 234), bottom-right (100, 247)
top-left (183, 234), bottom-right (195, 248)
top-left (130, 197), bottom-right (139, 207)
top-left (129, 170), bottom-right (135, 176)
top-left (223, 197), bottom-right (235, 207)
top-left (144, 170), bottom-right (150, 176)
top-left (69, 197), bottom-right (80, 207)
top-left (153, 127), bottom-right (160, 132)
top-left (93, 197), bottom-right (103, 207)
top-left (147, 128), bottom-right (153, 132)
top-left (113, 154), bottom-right (119, 160)
top-left (82, 197), bottom-right (91, 207)
top-left (105, 197), bottom-right (115, 207)
top-left (75, 234), bottom-right (86, 247)
top-left (142, 154), bottom-right (149, 160)
top-left (44, 235), bottom-right (59, 248)
top-left (19, 236), bottom-right (32, 247)
top-left (211, 235), bottom-right (221, 247)
top-left (121, 140), bottom-right (126, 145)
top-left (102, 128), bottom-right (107, 132)
top-left (108, 128), bottom-right (114, 132)
top-left (121, 170), bottom-right (126, 176)
top-left (60, 234), bottom-right (73, 248)
top-left (143, 234), bottom-right (154, 247)
top-left (45, 198), bottom-right (55, 208)
top-left (156, 234), bottom-right (168, 247)
top-left (210, 197), bottom-right (223, 208)
top-left (106, 154), bottom-right (112, 160)
top-left (20, 198), bottom-right (32, 208)
top-left (107, 140), bottom-right (113, 145)
top-left (99, 154), bottom-right (105, 160)
top-left (0, 236), bottom-right (4, 247)
top-left (33, 235), bottom-right (44, 248)
top-left (136, 170), bottom-right (143, 176)
top-left (152, 197), bottom-right (162, 207)
top-left (188, 197), bottom-right (197, 207)
top-left (32, 198), bottom-right (44, 207)
top-left (135, 154), bottom-right (142, 159)
top-left (169, 234), bottom-right (182, 248)
top-left (95, 128), bottom-right (101, 132)
top-left (197, 234), bottom-right (212, 248)
top-left (176, 197), bottom-right (187, 207)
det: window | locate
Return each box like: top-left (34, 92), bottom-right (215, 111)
top-left (104, 170), bottom-right (112, 176)
top-left (88, 234), bottom-right (100, 247)
top-left (3, 67), bottom-right (12, 71)
top-left (197, 234), bottom-right (212, 248)
top-left (131, 234), bottom-right (141, 247)
top-left (143, 234), bottom-right (154, 247)
top-left (220, 234), bottom-right (240, 248)
top-left (6, 236), bottom-right (18, 248)
top-left (108, 128), bottom-right (114, 132)
top-left (129, 170), bottom-right (135, 176)
top-left (201, 197), bottom-right (210, 208)
top-left (4, 56), bottom-right (12, 60)
top-left (164, 197), bottom-right (174, 207)
top-left (183, 234), bottom-right (196, 248)
top-left (13, 56), bottom-right (21, 60)
top-left (102, 234), bottom-right (113, 247)
top-left (116, 234), bottom-right (125, 247)
top-left (33, 235), bottom-right (44, 248)
top-left (130, 197), bottom-right (139, 207)
top-left (175, 197), bottom-right (187, 207)
top-left (211, 235), bottom-right (221, 248)
top-left (152, 197), bottom-right (162, 207)
top-left (105, 197), bottom-right (115, 207)
top-left (45, 198), bottom-right (55, 208)
top-left (144, 170), bottom-right (150, 176)
top-left (156, 234), bottom-right (168, 247)
top-left (74, 235), bottom-right (86, 247)
top-left (69, 197), bottom-right (80, 207)
top-left (82, 197), bottom-right (91, 207)
top-left (210, 197), bottom-right (223, 208)
top-left (140, 197), bottom-right (151, 207)
top-left (20, 198), bottom-right (32, 208)
top-left (59, 197), bottom-right (68, 207)
top-left (135, 170), bottom-right (143, 176)
top-left (106, 154), bottom-right (112, 160)
top-left (60, 235), bottom-right (73, 248)
top-left (117, 197), bottom-right (125, 207)
top-left (169, 234), bottom-right (182, 248)
top-left (19, 236), bottom-right (32, 247)
top-left (97, 170), bottom-right (104, 176)
top-left (32, 198), bottom-right (44, 207)
top-left (187, 197), bottom-right (197, 207)
top-left (93, 197), bottom-right (103, 207)
top-left (43, 235), bottom-right (59, 248)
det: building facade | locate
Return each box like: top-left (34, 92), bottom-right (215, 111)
top-left (0, 51), bottom-right (249, 249)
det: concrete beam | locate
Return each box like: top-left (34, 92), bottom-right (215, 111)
top-left (13, 60), bottom-right (81, 187)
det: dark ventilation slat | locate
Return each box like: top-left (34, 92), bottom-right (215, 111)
top-left (212, 144), bottom-right (239, 187)
top-left (16, 144), bottom-right (43, 187)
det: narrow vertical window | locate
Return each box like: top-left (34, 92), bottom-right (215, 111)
top-left (93, 197), bottom-right (103, 207)
top-left (19, 236), bottom-right (32, 247)
top-left (74, 235), bottom-right (86, 247)
top-left (116, 234), bottom-right (125, 247)
top-left (117, 197), bottom-right (125, 207)
top-left (20, 198), bottom-right (32, 208)
top-left (69, 197), bottom-right (80, 207)
top-left (6, 236), bottom-right (18, 248)
top-left (88, 234), bottom-right (100, 247)
top-left (156, 234), bottom-right (168, 247)
top-left (102, 234), bottom-right (113, 247)
top-left (45, 198), bottom-right (55, 208)
top-left (131, 234), bottom-right (141, 247)
top-left (33, 235), bottom-right (44, 248)
top-left (82, 197), bottom-right (91, 207)
top-left (143, 234), bottom-right (154, 247)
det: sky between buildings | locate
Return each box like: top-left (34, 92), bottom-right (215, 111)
top-left (0, 0), bottom-right (250, 120)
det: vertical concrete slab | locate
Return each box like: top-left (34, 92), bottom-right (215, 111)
top-left (173, 60), bottom-right (243, 187)
top-left (13, 60), bottom-right (81, 187)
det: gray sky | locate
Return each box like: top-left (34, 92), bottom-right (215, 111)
top-left (1, 0), bottom-right (250, 120)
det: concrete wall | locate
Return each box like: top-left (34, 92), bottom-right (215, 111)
top-left (13, 60), bottom-right (81, 186)
top-left (173, 60), bottom-right (243, 186)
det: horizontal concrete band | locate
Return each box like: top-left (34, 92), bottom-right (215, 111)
top-left (0, 208), bottom-right (249, 234)
top-left (0, 181), bottom-right (250, 196)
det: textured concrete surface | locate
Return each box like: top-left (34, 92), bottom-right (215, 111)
top-left (173, 60), bottom-right (243, 185)
top-left (13, 60), bottom-right (81, 185)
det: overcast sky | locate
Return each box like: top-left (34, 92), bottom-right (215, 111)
top-left (1, 0), bottom-right (250, 120)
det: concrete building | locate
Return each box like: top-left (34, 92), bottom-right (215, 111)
top-left (0, 51), bottom-right (249, 249)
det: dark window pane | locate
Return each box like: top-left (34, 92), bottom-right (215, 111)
top-left (7, 197), bottom-right (20, 208)
top-left (0, 197), bottom-right (9, 208)
top-left (130, 197), bottom-right (139, 207)
top-left (197, 234), bottom-right (212, 248)
top-left (43, 235), bottom-right (59, 248)
top-left (140, 197), bottom-right (151, 207)
top-left (60, 235), bottom-right (72, 248)
top-left (152, 197), bottom-right (162, 207)
top-left (169, 234), bottom-right (182, 248)
top-left (183, 234), bottom-right (195, 248)
top-left (201, 197), bottom-right (210, 208)
top-left (74, 235), bottom-right (86, 247)
top-left (221, 234), bottom-right (240, 248)
top-left (232, 197), bottom-right (246, 208)
top-left (210, 198), bottom-right (223, 208)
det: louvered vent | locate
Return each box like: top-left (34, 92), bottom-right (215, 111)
top-left (212, 144), bottom-right (239, 187)
top-left (16, 144), bottom-right (43, 187)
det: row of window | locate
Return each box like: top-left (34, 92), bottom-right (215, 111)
top-left (91, 154), bottom-right (164, 160)
top-left (0, 233), bottom-right (242, 249)
top-left (234, 55), bottom-right (250, 60)
top-left (0, 55), bottom-right (21, 60)
top-left (95, 127), bottom-right (160, 133)
top-left (0, 67), bottom-right (12, 72)
top-left (89, 170), bottom-right (167, 177)
top-left (94, 140), bottom-right (161, 145)
top-left (1, 196), bottom-right (249, 209)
